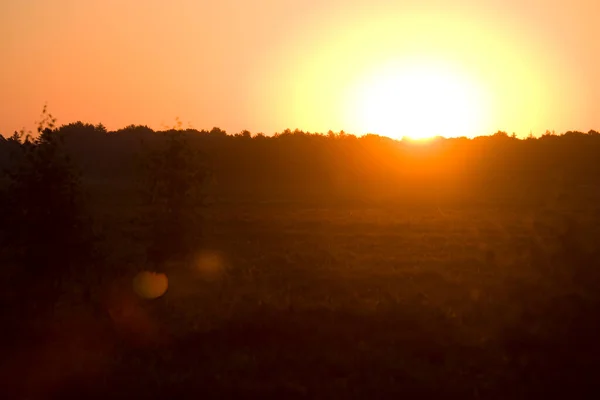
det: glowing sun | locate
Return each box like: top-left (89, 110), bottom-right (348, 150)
top-left (353, 60), bottom-right (489, 140)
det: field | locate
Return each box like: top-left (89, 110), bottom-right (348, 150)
top-left (4, 198), bottom-right (600, 399)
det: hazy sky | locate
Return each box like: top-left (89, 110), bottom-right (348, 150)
top-left (1, 0), bottom-right (598, 138)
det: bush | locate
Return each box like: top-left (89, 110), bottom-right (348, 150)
top-left (141, 128), bottom-right (208, 268)
top-left (1, 105), bottom-right (92, 285)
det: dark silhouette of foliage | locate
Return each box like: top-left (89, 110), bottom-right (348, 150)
top-left (141, 126), bottom-right (208, 269)
top-left (1, 106), bottom-right (91, 285)
top-left (3, 122), bottom-right (600, 211)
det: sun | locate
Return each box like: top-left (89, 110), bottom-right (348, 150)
top-left (351, 60), bottom-right (489, 140)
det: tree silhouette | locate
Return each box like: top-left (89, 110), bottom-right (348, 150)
top-left (142, 127), bottom-right (208, 268)
top-left (1, 105), bottom-right (91, 284)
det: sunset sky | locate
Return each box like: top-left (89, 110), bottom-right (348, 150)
top-left (1, 0), bottom-right (598, 139)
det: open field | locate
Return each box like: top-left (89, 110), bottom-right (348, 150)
top-left (3, 201), bottom-right (600, 399)
top-left (3, 127), bottom-right (600, 398)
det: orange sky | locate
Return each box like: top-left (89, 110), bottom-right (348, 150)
top-left (1, 0), bottom-right (598, 138)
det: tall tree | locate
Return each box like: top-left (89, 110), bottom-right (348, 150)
top-left (142, 128), bottom-right (207, 268)
top-left (2, 105), bottom-right (90, 281)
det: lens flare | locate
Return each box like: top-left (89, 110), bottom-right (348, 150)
top-left (193, 250), bottom-right (226, 281)
top-left (132, 271), bottom-right (169, 299)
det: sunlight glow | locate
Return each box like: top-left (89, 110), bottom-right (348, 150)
top-left (352, 60), bottom-right (489, 140)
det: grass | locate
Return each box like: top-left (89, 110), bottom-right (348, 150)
top-left (3, 201), bottom-right (600, 399)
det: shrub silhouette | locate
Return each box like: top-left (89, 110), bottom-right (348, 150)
top-left (141, 125), bottom-right (208, 269)
top-left (1, 105), bottom-right (92, 291)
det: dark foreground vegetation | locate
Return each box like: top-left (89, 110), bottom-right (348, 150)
top-left (2, 111), bottom-right (600, 398)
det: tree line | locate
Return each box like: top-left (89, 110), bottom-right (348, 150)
top-left (3, 119), bottom-right (600, 205)
top-left (3, 120), bottom-right (599, 206)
